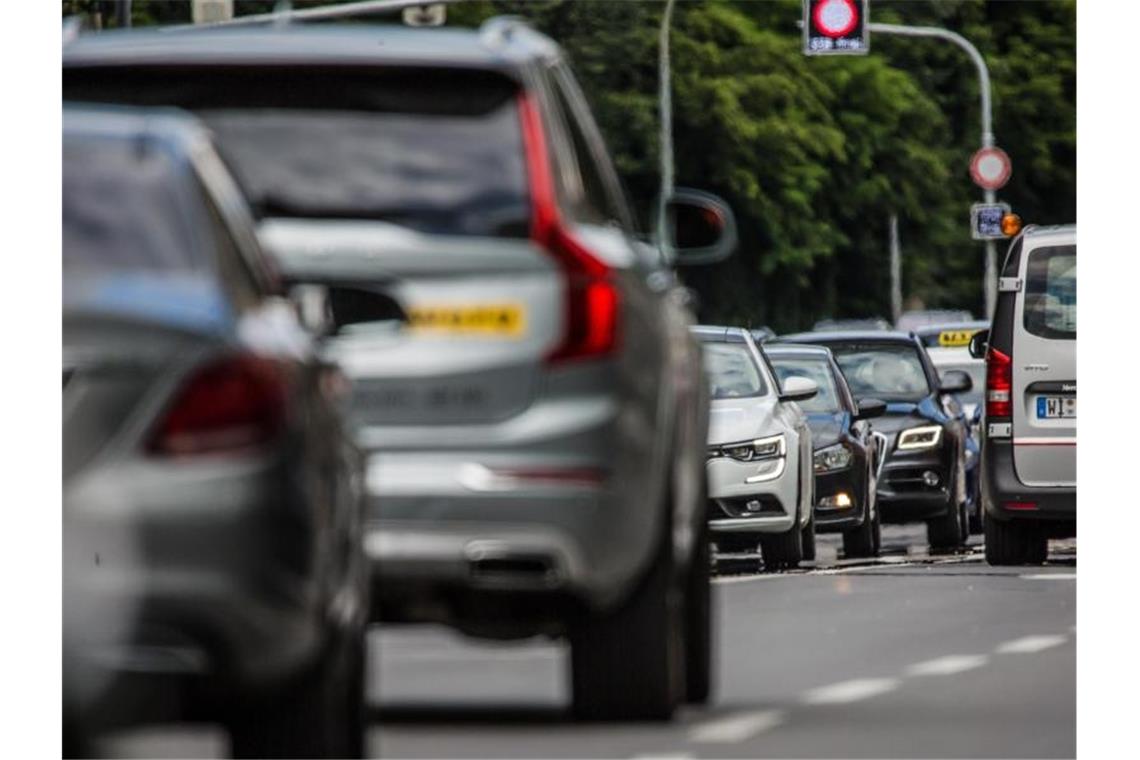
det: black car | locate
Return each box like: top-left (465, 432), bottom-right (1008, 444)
top-left (780, 331), bottom-right (974, 552)
top-left (765, 345), bottom-right (887, 558)
top-left (63, 105), bottom-right (368, 758)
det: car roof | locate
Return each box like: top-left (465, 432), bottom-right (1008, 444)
top-left (1019, 223), bottom-right (1075, 246)
top-left (777, 330), bottom-right (918, 345)
top-left (62, 19), bottom-right (560, 77)
top-left (690, 325), bottom-right (752, 344)
top-left (763, 344), bottom-right (833, 359)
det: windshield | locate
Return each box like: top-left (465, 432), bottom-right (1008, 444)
top-left (63, 136), bottom-right (206, 275)
top-left (769, 357), bottom-right (842, 413)
top-left (828, 343), bottom-right (932, 401)
top-left (701, 343), bottom-right (769, 399)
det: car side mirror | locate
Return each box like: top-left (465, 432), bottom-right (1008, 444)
top-left (658, 188), bottom-right (738, 266)
top-left (968, 329), bottom-right (989, 359)
top-left (940, 369), bottom-right (973, 394)
top-left (779, 375), bottom-right (818, 403)
top-left (854, 398), bottom-right (887, 421)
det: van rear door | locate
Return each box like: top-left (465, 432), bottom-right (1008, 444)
top-left (1011, 238), bottom-right (1076, 486)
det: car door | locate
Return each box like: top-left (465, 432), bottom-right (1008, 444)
top-left (1011, 237), bottom-right (1076, 487)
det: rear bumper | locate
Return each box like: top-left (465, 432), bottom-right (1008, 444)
top-left (63, 453), bottom-right (336, 706)
top-left (982, 439), bottom-right (1076, 523)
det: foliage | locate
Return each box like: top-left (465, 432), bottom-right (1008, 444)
top-left (64, 0), bottom-right (1075, 331)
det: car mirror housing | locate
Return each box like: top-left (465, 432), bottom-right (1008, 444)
top-left (657, 188), bottom-right (738, 266)
top-left (854, 398), bottom-right (887, 421)
top-left (968, 328), bottom-right (989, 359)
top-left (779, 375), bottom-right (818, 403)
top-left (940, 369), bottom-right (973, 394)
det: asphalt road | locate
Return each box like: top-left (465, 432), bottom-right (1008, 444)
top-left (100, 525), bottom-right (1077, 759)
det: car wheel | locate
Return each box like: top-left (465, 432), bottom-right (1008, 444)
top-left (570, 518), bottom-right (683, 721)
top-left (684, 516), bottom-right (713, 705)
top-left (760, 512), bottom-right (803, 572)
top-left (927, 497), bottom-right (963, 553)
top-left (801, 509), bottom-right (816, 562)
top-left (984, 511), bottom-right (1048, 566)
top-left (228, 622), bottom-right (366, 759)
top-left (842, 502), bottom-right (876, 559)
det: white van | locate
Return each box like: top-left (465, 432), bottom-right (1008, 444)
top-left (971, 225), bottom-right (1075, 565)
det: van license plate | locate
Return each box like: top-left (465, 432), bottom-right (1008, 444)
top-left (1036, 396), bottom-right (1076, 419)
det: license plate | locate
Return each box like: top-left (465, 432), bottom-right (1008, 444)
top-left (1036, 395), bottom-right (1076, 419)
top-left (407, 303), bottom-right (525, 336)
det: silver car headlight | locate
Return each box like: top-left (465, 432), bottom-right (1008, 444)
top-left (897, 425), bottom-right (943, 451)
top-left (814, 443), bottom-right (853, 474)
top-left (714, 434), bottom-right (786, 462)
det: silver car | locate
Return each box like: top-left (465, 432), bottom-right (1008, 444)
top-left (62, 105), bottom-right (368, 758)
top-left (693, 327), bottom-right (817, 571)
top-left (972, 224), bottom-right (1076, 565)
top-left (64, 20), bottom-right (737, 720)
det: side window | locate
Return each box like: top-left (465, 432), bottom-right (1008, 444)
top-left (548, 75), bottom-right (613, 226)
top-left (1023, 244), bottom-right (1076, 339)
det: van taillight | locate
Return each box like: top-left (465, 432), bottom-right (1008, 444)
top-left (518, 91), bottom-right (620, 364)
top-left (986, 347), bottom-right (1012, 419)
top-left (148, 355), bottom-right (289, 457)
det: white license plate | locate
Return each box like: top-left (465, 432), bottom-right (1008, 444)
top-left (1036, 395), bottom-right (1076, 419)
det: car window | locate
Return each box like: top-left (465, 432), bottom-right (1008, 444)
top-left (63, 136), bottom-right (207, 275)
top-left (770, 357), bottom-right (841, 413)
top-left (701, 342), bottom-right (769, 399)
top-left (66, 68), bottom-right (530, 238)
top-left (1023, 245), bottom-right (1076, 339)
top-left (828, 343), bottom-right (933, 402)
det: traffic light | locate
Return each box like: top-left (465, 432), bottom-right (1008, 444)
top-left (803, 0), bottom-right (869, 56)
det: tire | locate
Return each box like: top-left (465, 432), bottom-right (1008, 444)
top-left (760, 517), bottom-right (803, 572)
top-left (927, 498), bottom-right (963, 553)
top-left (984, 512), bottom-right (1048, 566)
top-left (842, 505), bottom-right (877, 559)
top-left (871, 505), bottom-right (882, 556)
top-left (228, 624), bottom-right (366, 759)
top-left (684, 517), bottom-right (713, 705)
top-left (801, 508), bottom-right (816, 562)
top-left (570, 522), bottom-right (683, 721)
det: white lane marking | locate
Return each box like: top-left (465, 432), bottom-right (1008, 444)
top-left (995, 634), bottom-right (1068, 654)
top-left (905, 654), bottom-right (989, 676)
top-left (688, 709), bottom-right (786, 743)
top-left (1020, 573), bottom-right (1076, 580)
top-left (801, 677), bottom-right (900, 705)
top-left (631, 754), bottom-right (694, 760)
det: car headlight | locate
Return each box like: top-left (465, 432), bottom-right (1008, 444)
top-left (897, 425), bottom-right (943, 451)
top-left (712, 434), bottom-right (786, 462)
top-left (814, 443), bottom-right (853, 473)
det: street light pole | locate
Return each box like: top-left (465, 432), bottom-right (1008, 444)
top-left (657, 0), bottom-right (678, 252)
top-left (866, 22), bottom-right (999, 319)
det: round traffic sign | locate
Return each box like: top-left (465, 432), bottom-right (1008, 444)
top-left (813, 0), bottom-right (859, 39)
top-left (970, 146), bottom-right (1012, 191)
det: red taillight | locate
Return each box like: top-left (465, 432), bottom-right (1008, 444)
top-left (148, 355), bottom-right (289, 457)
top-left (985, 346), bottom-right (1012, 418)
top-left (1004, 500), bottom-right (1038, 511)
top-left (517, 92), bottom-right (619, 364)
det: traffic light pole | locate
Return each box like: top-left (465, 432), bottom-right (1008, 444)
top-left (866, 22), bottom-right (999, 319)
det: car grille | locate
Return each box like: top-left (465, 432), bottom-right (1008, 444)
top-left (883, 467), bottom-right (945, 494)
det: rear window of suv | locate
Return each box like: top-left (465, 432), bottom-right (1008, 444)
top-left (1023, 245), bottom-right (1076, 340)
top-left (64, 67), bottom-right (530, 238)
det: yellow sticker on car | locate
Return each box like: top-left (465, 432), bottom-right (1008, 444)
top-left (938, 329), bottom-right (977, 347)
top-left (407, 304), bottom-right (526, 336)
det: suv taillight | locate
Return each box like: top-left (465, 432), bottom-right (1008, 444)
top-left (518, 92), bottom-right (619, 364)
top-left (985, 347), bottom-right (1012, 419)
top-left (148, 355), bottom-right (289, 457)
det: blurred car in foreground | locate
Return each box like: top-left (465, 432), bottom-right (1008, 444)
top-left (693, 327), bottom-right (817, 571)
top-left (918, 321), bottom-right (989, 533)
top-left (65, 20), bottom-right (737, 720)
top-left (813, 317), bottom-right (892, 332)
top-left (766, 345), bottom-right (887, 558)
top-left (62, 105), bottom-right (368, 757)
top-left (780, 331), bottom-right (973, 552)
top-left (971, 225), bottom-right (1076, 565)
top-left (896, 309), bottom-right (974, 333)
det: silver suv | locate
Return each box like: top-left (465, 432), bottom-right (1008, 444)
top-left (971, 225), bottom-right (1076, 564)
top-left (64, 18), bottom-right (737, 720)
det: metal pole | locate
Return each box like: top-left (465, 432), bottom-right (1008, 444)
top-left (867, 22), bottom-right (998, 319)
top-left (889, 213), bottom-right (902, 324)
top-left (657, 0), bottom-right (677, 254)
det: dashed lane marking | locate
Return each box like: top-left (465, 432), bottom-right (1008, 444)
top-left (995, 634), bottom-right (1068, 654)
top-left (800, 678), bottom-right (900, 705)
top-left (905, 654), bottom-right (990, 677)
top-left (1020, 573), bottom-right (1076, 580)
top-left (688, 709), bottom-right (787, 743)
